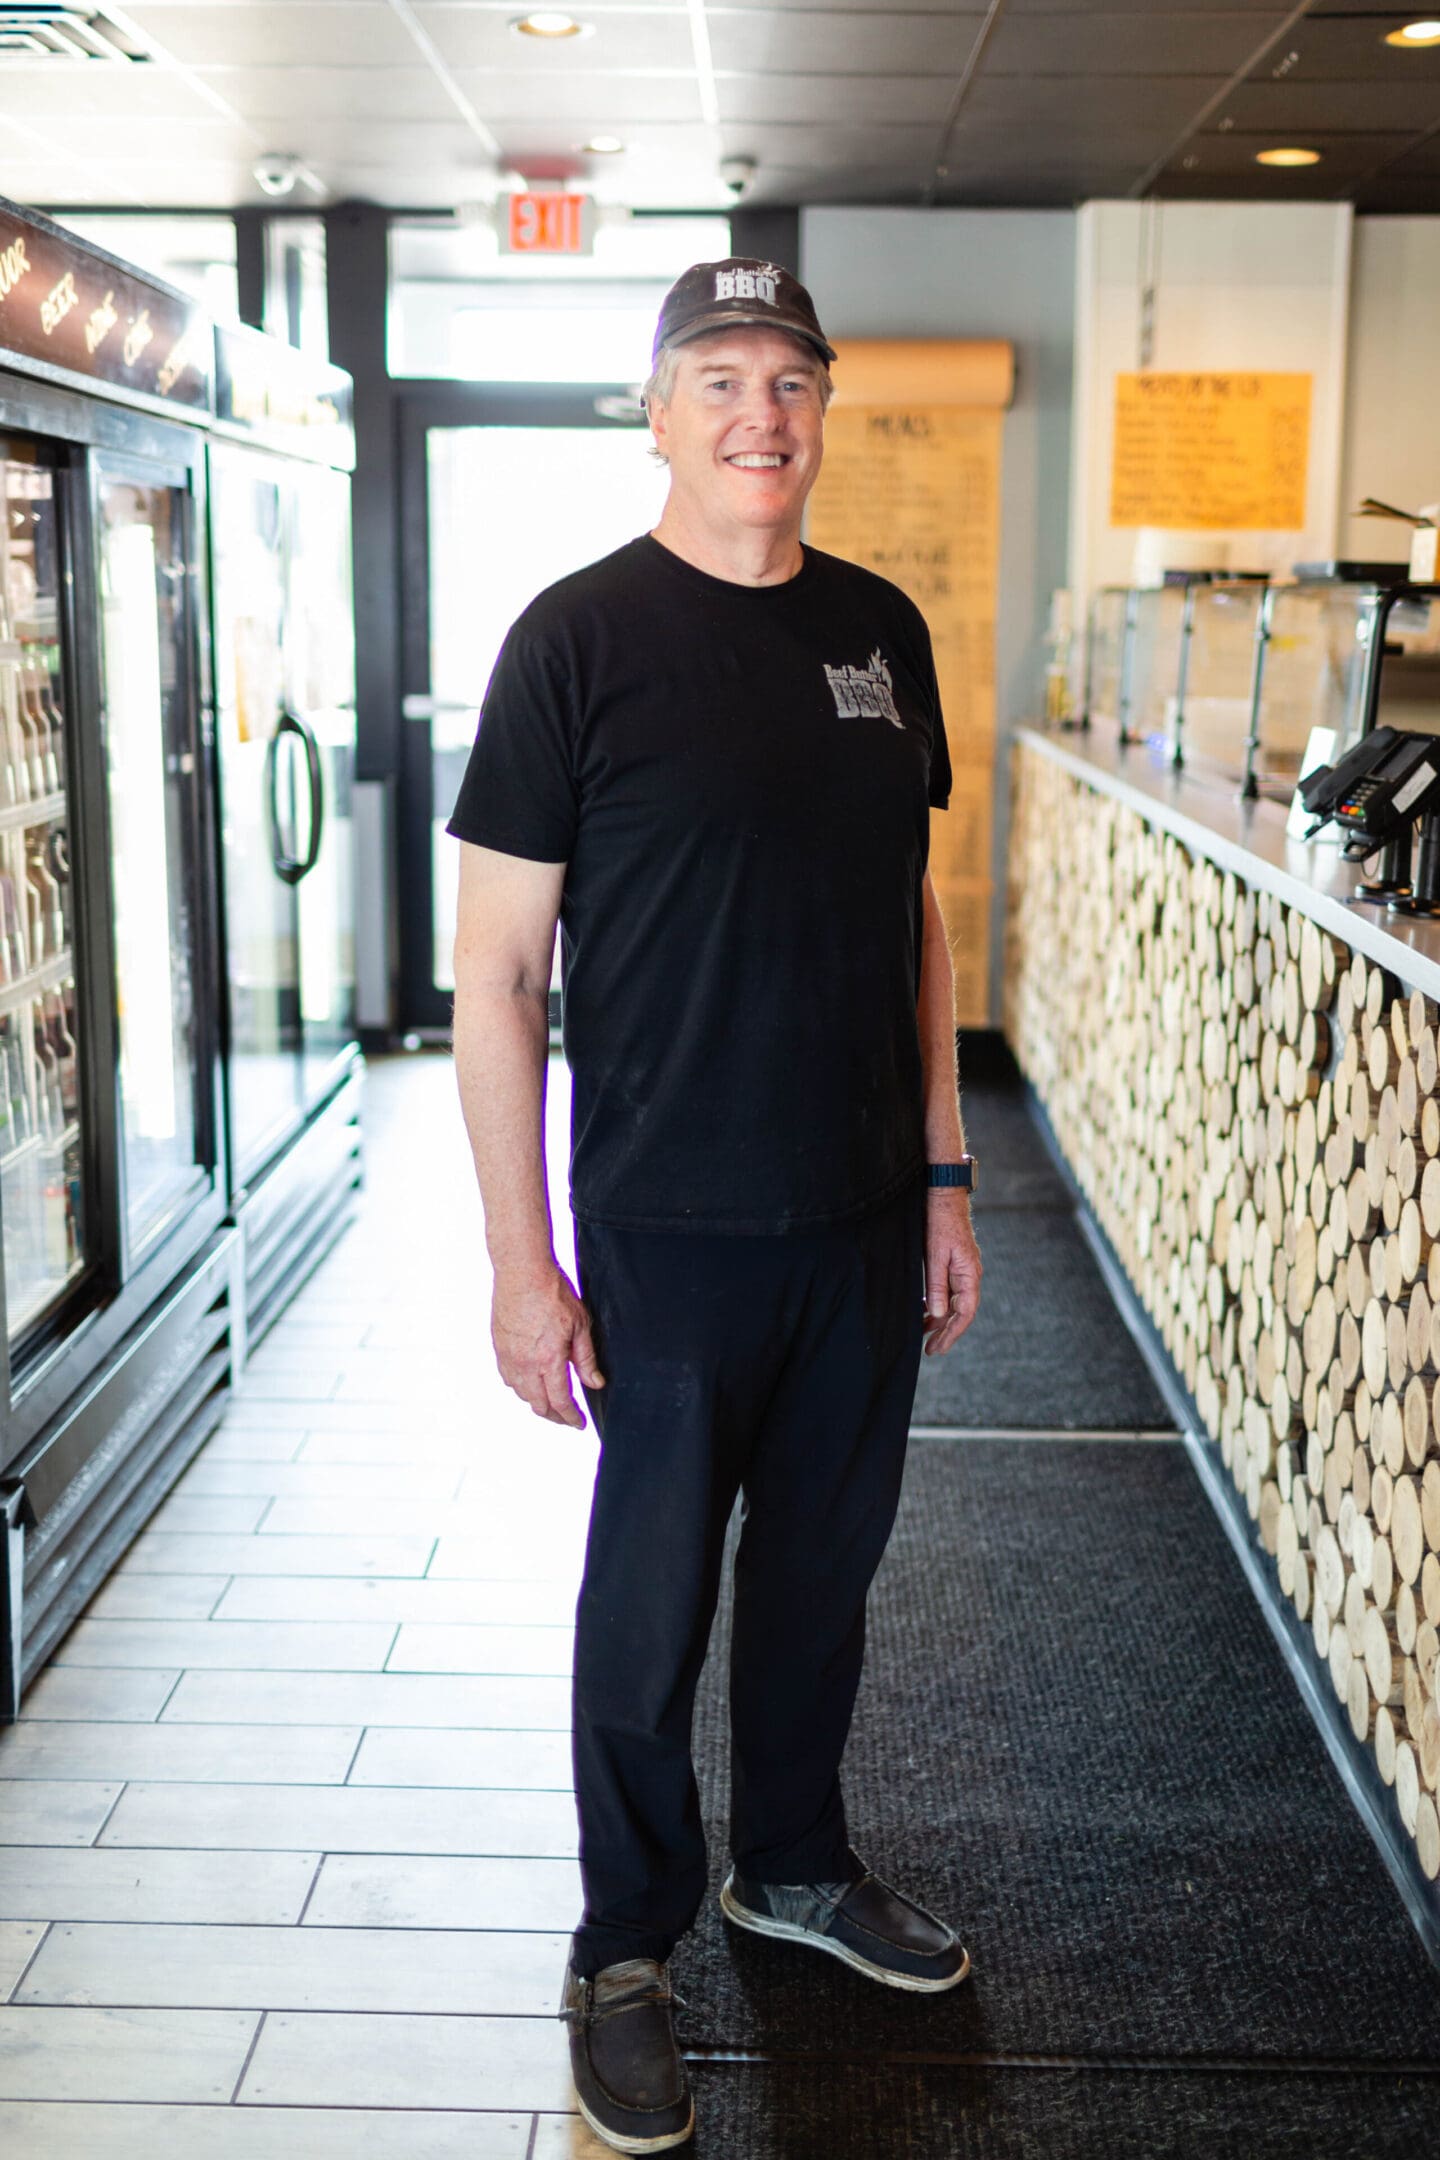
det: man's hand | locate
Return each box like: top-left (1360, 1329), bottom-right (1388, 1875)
top-left (923, 1190), bottom-right (982, 1357)
top-left (491, 1262), bottom-right (606, 1427)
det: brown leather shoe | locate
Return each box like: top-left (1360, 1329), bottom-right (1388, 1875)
top-left (720, 1862), bottom-right (972, 1992)
top-left (559, 1955), bottom-right (695, 2153)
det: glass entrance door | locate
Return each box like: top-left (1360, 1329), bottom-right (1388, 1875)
top-left (399, 401), bottom-right (666, 1030)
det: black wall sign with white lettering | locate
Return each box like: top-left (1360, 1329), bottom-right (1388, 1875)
top-left (0, 197), bottom-right (211, 413)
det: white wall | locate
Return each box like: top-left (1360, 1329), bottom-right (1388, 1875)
top-left (1340, 217), bottom-right (1440, 565)
top-left (801, 207), bottom-right (1075, 1022)
top-left (1070, 200), bottom-right (1354, 604)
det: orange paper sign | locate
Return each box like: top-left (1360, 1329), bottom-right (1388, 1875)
top-left (1110, 370), bottom-right (1311, 531)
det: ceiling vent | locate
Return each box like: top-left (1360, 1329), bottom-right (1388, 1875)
top-left (0, 7), bottom-right (150, 61)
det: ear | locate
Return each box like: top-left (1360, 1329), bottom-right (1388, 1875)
top-left (648, 395), bottom-right (669, 459)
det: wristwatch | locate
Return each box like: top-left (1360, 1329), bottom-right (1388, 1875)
top-left (928, 1156), bottom-right (979, 1192)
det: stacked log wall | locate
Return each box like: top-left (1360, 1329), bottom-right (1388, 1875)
top-left (1005, 738), bottom-right (1440, 1890)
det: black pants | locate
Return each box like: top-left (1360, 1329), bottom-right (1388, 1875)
top-left (568, 1174), bottom-right (927, 1978)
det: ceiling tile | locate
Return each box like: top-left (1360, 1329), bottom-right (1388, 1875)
top-left (484, 115), bottom-right (709, 155)
top-left (999, 0), bottom-right (1295, 11)
top-left (192, 64), bottom-right (461, 119)
top-left (27, 158), bottom-right (264, 210)
top-left (248, 117), bottom-right (484, 164)
top-left (324, 162), bottom-right (482, 210)
top-left (1168, 127), bottom-right (1412, 180)
top-left (937, 168), bottom-right (1141, 207)
top-left (451, 66), bottom-right (703, 120)
top-left (0, 59), bottom-right (222, 118)
top-left (414, 4), bottom-right (696, 70)
top-left (949, 123), bottom-right (1191, 172)
top-left (1367, 130), bottom-right (1440, 173)
top-left (983, 11), bottom-right (1289, 77)
top-left (959, 73), bottom-right (1227, 139)
top-left (773, 173), bottom-right (929, 205)
top-left (1216, 79), bottom-right (1440, 132)
top-left (714, 0), bottom-right (980, 11)
top-left (708, 10), bottom-right (987, 75)
top-left (717, 73), bottom-right (952, 124)
top-left (28, 115), bottom-right (259, 161)
top-left (123, 4), bottom-right (421, 67)
top-left (1153, 166), bottom-right (1345, 199)
top-left (466, 114), bottom-right (726, 197)
top-left (1253, 16), bottom-right (1440, 84)
top-left (716, 119), bottom-right (935, 171)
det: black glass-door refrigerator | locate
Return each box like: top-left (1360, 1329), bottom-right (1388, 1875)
top-left (0, 204), bottom-right (240, 1719)
top-left (208, 325), bottom-right (362, 1345)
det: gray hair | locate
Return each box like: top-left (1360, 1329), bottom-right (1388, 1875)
top-left (642, 338), bottom-right (834, 464)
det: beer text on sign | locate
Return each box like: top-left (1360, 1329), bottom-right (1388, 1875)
top-left (505, 192), bottom-right (593, 256)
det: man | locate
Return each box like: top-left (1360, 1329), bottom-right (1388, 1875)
top-left (449, 259), bottom-right (982, 2155)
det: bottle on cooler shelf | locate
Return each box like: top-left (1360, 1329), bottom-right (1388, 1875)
top-left (1, 1024), bottom-right (31, 1149)
top-left (0, 656), bottom-right (28, 809)
top-left (46, 982), bottom-right (77, 1122)
top-left (31, 995), bottom-right (62, 1139)
top-left (18, 651), bottom-right (54, 798)
top-left (35, 643), bottom-right (64, 795)
top-left (0, 866), bottom-right (26, 981)
top-left (26, 828), bottom-right (64, 963)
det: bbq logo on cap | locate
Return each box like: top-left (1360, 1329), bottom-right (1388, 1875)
top-left (714, 263), bottom-right (781, 306)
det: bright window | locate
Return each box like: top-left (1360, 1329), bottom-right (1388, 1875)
top-left (389, 213), bottom-right (731, 382)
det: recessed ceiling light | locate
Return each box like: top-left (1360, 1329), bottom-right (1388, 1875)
top-left (1255, 146), bottom-right (1322, 166)
top-left (512, 11), bottom-right (588, 36)
top-left (582, 135), bottom-right (625, 155)
top-left (1385, 20), bottom-right (1440, 46)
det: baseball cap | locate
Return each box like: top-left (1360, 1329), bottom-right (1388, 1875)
top-left (651, 258), bottom-right (837, 367)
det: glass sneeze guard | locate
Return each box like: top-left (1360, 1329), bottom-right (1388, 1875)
top-left (1125, 584), bottom-right (1189, 752)
top-left (1083, 587), bottom-right (1132, 730)
top-left (1247, 581), bottom-right (1384, 798)
top-left (1174, 580), bottom-right (1267, 778)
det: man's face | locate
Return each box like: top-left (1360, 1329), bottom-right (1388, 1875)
top-left (649, 327), bottom-right (826, 538)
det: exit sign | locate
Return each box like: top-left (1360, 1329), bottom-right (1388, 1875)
top-left (502, 192), bottom-right (596, 256)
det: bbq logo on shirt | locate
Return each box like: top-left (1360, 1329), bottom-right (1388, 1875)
top-left (823, 649), bottom-right (903, 729)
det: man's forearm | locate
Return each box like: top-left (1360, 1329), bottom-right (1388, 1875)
top-left (919, 878), bottom-right (966, 1159)
top-left (453, 983), bottom-right (556, 1278)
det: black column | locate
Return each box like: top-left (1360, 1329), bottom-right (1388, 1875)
top-left (233, 208), bottom-right (266, 331)
top-left (323, 200), bottom-right (399, 790)
top-left (729, 208), bottom-right (801, 276)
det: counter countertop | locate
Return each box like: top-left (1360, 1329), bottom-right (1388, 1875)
top-left (1015, 721), bottom-right (1440, 1002)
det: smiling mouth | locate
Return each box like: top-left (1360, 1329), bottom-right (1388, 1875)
top-left (725, 453), bottom-right (789, 469)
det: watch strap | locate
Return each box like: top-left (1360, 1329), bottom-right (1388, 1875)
top-left (928, 1157), bottom-right (978, 1191)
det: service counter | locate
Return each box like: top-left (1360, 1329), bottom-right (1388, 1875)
top-left (1005, 720), bottom-right (1440, 1948)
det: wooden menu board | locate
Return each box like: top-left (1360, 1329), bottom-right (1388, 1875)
top-left (808, 340), bottom-right (1008, 1024)
top-left (1110, 370), bottom-right (1311, 532)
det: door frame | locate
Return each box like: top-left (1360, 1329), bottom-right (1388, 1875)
top-left (394, 382), bottom-right (647, 1036)
top-left (88, 443), bottom-right (222, 1281)
top-left (0, 372), bottom-right (228, 1453)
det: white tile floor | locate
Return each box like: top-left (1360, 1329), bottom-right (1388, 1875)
top-left (0, 1053), bottom-right (620, 2158)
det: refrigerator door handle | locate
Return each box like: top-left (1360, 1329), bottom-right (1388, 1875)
top-left (265, 711), bottom-right (325, 887)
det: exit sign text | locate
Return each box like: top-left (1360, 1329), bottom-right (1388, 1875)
top-left (503, 192), bottom-right (595, 256)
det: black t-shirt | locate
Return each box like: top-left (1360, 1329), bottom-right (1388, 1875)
top-left (446, 534), bottom-right (951, 1233)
